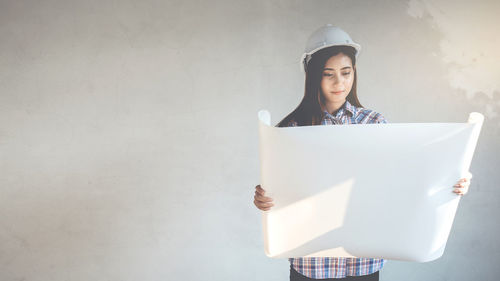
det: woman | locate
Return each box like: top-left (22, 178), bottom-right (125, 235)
top-left (253, 24), bottom-right (472, 281)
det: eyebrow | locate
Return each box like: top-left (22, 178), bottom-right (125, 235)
top-left (323, 67), bottom-right (352, 71)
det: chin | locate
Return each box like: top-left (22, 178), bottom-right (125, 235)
top-left (325, 95), bottom-right (347, 103)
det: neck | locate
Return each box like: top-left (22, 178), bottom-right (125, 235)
top-left (322, 100), bottom-right (346, 115)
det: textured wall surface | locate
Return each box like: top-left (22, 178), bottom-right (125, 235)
top-left (1, 0), bottom-right (499, 280)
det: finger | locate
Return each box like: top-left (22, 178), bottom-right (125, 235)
top-left (454, 182), bottom-right (470, 187)
top-left (453, 188), bottom-right (467, 195)
top-left (256, 189), bottom-right (266, 196)
top-left (255, 201), bottom-right (274, 208)
top-left (254, 199), bottom-right (273, 209)
top-left (255, 185), bottom-right (266, 195)
top-left (255, 197), bottom-right (274, 203)
top-left (258, 202), bottom-right (275, 208)
top-left (457, 175), bottom-right (472, 184)
top-left (254, 194), bottom-right (274, 203)
top-left (261, 207), bottom-right (271, 211)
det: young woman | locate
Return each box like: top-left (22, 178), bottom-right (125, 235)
top-left (253, 25), bottom-right (472, 281)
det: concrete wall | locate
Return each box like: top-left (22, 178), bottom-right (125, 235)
top-left (1, 0), bottom-right (499, 280)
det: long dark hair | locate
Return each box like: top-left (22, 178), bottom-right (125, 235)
top-left (277, 45), bottom-right (363, 127)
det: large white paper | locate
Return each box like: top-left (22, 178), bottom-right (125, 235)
top-left (258, 110), bottom-right (483, 262)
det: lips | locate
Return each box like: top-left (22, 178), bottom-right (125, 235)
top-left (331, 91), bottom-right (344, 95)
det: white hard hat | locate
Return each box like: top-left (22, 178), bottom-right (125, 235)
top-left (300, 24), bottom-right (361, 73)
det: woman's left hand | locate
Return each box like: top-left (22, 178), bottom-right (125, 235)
top-left (453, 172), bottom-right (473, 196)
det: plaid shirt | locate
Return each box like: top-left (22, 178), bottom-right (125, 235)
top-left (287, 100), bottom-right (387, 279)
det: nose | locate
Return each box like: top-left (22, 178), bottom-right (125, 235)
top-left (331, 75), bottom-right (343, 85)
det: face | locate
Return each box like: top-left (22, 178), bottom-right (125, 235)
top-left (320, 52), bottom-right (355, 107)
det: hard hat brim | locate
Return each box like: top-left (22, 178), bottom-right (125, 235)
top-left (300, 42), bottom-right (361, 73)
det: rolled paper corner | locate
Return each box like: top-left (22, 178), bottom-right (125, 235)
top-left (467, 112), bottom-right (484, 125)
top-left (258, 110), bottom-right (271, 126)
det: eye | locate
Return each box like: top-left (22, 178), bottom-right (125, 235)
top-left (323, 73), bottom-right (333, 77)
top-left (342, 72), bottom-right (351, 76)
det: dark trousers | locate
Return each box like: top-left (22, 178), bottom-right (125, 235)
top-left (290, 265), bottom-right (379, 281)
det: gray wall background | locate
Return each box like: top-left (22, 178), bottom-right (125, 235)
top-left (1, 0), bottom-right (499, 280)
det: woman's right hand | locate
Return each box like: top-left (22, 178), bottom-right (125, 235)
top-left (254, 184), bottom-right (274, 211)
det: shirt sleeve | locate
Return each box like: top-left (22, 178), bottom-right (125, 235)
top-left (375, 113), bottom-right (388, 124)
